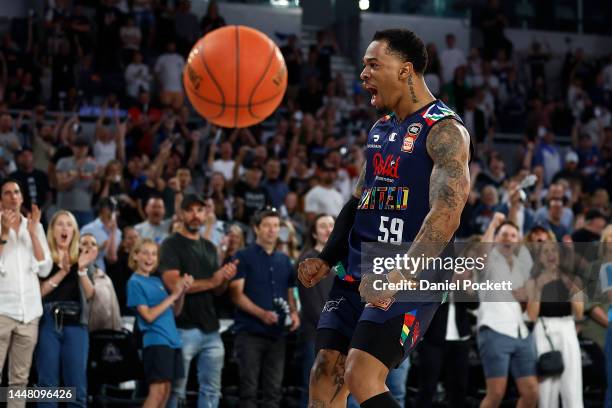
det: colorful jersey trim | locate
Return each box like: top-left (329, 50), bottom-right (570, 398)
top-left (399, 310), bottom-right (419, 347)
top-left (334, 262), bottom-right (356, 283)
top-left (421, 103), bottom-right (457, 126)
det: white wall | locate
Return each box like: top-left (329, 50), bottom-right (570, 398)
top-left (506, 28), bottom-right (612, 56)
top-left (360, 12), bottom-right (471, 56)
top-left (188, 3), bottom-right (610, 57)
top-left (191, 3), bottom-right (471, 54)
top-left (0, 2), bottom-right (28, 19)
top-left (192, 1), bottom-right (302, 45)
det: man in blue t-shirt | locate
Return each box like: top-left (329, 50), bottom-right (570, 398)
top-left (228, 208), bottom-right (300, 408)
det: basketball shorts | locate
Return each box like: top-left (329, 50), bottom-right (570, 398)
top-left (315, 277), bottom-right (440, 369)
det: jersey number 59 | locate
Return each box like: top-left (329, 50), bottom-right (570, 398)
top-left (377, 216), bottom-right (404, 244)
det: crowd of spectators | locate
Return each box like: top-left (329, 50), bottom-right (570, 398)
top-left (0, 0), bottom-right (611, 407)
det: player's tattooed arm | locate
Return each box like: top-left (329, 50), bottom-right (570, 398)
top-left (352, 162), bottom-right (366, 198)
top-left (389, 120), bottom-right (471, 284)
top-left (423, 119), bottom-right (470, 238)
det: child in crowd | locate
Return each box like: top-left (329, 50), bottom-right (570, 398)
top-left (126, 239), bottom-right (193, 408)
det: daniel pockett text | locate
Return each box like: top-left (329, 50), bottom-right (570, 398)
top-left (372, 277), bottom-right (513, 292)
top-left (359, 242), bottom-right (611, 303)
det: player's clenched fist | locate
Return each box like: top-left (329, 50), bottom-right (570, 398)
top-left (298, 258), bottom-right (330, 288)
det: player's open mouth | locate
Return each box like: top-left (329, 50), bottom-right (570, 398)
top-left (364, 84), bottom-right (378, 106)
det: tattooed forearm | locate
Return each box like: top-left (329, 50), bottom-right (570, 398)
top-left (407, 73), bottom-right (418, 104)
top-left (352, 162), bottom-right (366, 198)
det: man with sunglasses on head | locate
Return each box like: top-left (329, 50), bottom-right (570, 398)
top-left (160, 193), bottom-right (239, 408)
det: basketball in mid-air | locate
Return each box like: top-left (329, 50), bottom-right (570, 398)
top-left (183, 25), bottom-right (287, 128)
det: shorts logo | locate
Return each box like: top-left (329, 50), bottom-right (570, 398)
top-left (322, 297), bottom-right (345, 313)
top-left (401, 123), bottom-right (422, 153)
top-left (366, 297), bottom-right (395, 311)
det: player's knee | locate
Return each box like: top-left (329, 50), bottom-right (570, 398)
top-left (309, 349), bottom-right (344, 389)
top-left (343, 364), bottom-right (362, 394)
top-left (344, 355), bottom-right (383, 395)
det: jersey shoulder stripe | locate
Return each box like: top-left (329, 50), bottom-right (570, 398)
top-left (421, 103), bottom-right (459, 126)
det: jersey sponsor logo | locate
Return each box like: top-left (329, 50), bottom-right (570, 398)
top-left (408, 123), bottom-right (422, 136)
top-left (366, 296), bottom-right (395, 311)
top-left (367, 143), bottom-right (382, 149)
top-left (373, 153), bottom-right (400, 179)
top-left (357, 186), bottom-right (410, 210)
top-left (389, 132), bottom-right (397, 142)
top-left (422, 104), bottom-right (456, 126)
top-left (401, 123), bottom-right (422, 153)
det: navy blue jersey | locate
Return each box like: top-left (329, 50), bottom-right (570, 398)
top-left (341, 100), bottom-right (463, 281)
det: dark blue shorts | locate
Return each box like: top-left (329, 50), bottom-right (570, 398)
top-left (316, 277), bottom-right (440, 369)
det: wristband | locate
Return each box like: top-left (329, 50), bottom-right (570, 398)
top-left (77, 268), bottom-right (88, 276)
top-left (318, 196), bottom-right (359, 266)
top-left (48, 280), bottom-right (58, 288)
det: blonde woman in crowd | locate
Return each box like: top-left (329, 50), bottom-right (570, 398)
top-left (277, 218), bottom-right (301, 262)
top-left (38, 210), bottom-right (96, 407)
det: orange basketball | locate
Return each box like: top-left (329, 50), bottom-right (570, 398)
top-left (183, 25), bottom-right (287, 128)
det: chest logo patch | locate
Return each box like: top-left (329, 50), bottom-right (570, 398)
top-left (401, 123), bottom-right (423, 153)
top-left (389, 132), bottom-right (397, 142)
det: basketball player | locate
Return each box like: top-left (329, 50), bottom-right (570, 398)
top-left (298, 29), bottom-right (471, 408)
